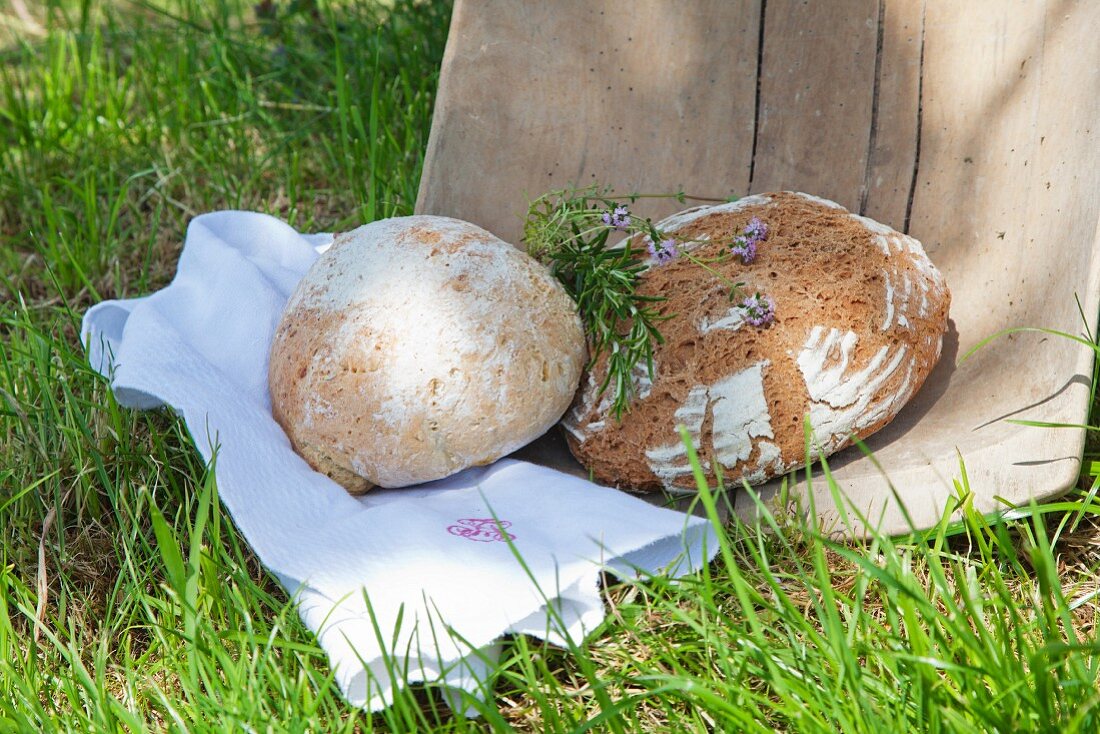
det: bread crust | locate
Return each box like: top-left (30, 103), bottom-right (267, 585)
top-left (269, 215), bottom-right (587, 490)
top-left (562, 192), bottom-right (950, 492)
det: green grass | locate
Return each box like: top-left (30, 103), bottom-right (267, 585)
top-left (3, 1), bottom-right (1100, 731)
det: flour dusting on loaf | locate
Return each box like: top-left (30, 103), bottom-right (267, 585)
top-left (270, 215), bottom-right (586, 491)
top-left (562, 192), bottom-right (950, 493)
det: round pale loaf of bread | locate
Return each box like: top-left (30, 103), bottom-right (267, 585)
top-left (562, 191), bottom-right (950, 493)
top-left (269, 215), bottom-right (587, 492)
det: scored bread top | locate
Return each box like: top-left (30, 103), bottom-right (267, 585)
top-left (562, 192), bottom-right (950, 492)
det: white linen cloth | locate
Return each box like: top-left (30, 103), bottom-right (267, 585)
top-left (81, 211), bottom-right (716, 712)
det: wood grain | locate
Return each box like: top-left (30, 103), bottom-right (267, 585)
top-left (748, 0), bottom-right (879, 211)
top-left (417, 0), bottom-right (762, 244)
top-left (861, 0), bottom-right (924, 228)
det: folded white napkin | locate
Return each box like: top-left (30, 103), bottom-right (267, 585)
top-left (81, 211), bottom-right (716, 713)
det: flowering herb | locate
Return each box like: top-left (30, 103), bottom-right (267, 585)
top-left (524, 185), bottom-right (776, 418)
top-left (729, 235), bottom-right (757, 263)
top-left (729, 216), bottom-right (769, 263)
top-left (744, 216), bottom-right (768, 242)
top-left (741, 293), bottom-right (776, 327)
top-left (601, 204), bottom-right (631, 229)
top-left (648, 237), bottom-right (680, 264)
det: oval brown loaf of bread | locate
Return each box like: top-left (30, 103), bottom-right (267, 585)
top-left (561, 191), bottom-right (950, 493)
top-left (269, 215), bottom-right (587, 492)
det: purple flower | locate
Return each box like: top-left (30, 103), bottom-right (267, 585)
top-left (741, 293), bottom-right (775, 327)
top-left (601, 204), bottom-right (631, 229)
top-left (729, 235), bottom-right (757, 263)
top-left (730, 217), bottom-right (768, 263)
top-left (744, 216), bottom-right (768, 242)
top-left (647, 237), bottom-right (680, 265)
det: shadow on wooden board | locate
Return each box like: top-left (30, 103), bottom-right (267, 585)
top-left (417, 0), bottom-right (1100, 536)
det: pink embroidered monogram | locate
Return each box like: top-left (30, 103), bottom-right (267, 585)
top-left (446, 518), bottom-right (516, 543)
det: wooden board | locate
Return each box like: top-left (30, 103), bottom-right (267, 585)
top-left (794, 0), bottom-right (1100, 533)
top-left (861, 0), bottom-right (924, 228)
top-left (418, 0), bottom-right (1100, 536)
top-left (748, 0), bottom-right (879, 211)
top-left (417, 0), bottom-right (762, 244)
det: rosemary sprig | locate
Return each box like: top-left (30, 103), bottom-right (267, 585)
top-left (524, 186), bottom-right (774, 420)
top-left (524, 187), bottom-right (670, 420)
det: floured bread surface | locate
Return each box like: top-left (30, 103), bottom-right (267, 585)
top-left (270, 215), bottom-right (587, 491)
top-left (562, 192), bottom-right (950, 493)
